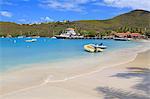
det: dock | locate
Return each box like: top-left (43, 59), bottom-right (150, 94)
top-left (55, 36), bottom-right (113, 39)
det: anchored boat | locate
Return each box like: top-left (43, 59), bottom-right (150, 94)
top-left (25, 39), bottom-right (37, 42)
top-left (113, 37), bottom-right (131, 41)
top-left (84, 44), bottom-right (103, 53)
top-left (89, 44), bottom-right (107, 49)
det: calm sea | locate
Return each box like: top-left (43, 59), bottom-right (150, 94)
top-left (0, 38), bottom-right (141, 71)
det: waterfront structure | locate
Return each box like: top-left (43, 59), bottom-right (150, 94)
top-left (60, 28), bottom-right (77, 37)
top-left (115, 32), bottom-right (143, 39)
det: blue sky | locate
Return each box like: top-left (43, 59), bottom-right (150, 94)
top-left (0, 0), bottom-right (150, 24)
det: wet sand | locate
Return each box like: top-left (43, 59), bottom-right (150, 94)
top-left (0, 41), bottom-right (150, 99)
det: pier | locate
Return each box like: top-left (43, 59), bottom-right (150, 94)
top-left (55, 28), bottom-right (113, 40)
top-left (55, 35), bottom-right (113, 39)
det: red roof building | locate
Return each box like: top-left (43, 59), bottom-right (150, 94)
top-left (115, 32), bottom-right (142, 39)
top-left (130, 33), bottom-right (142, 38)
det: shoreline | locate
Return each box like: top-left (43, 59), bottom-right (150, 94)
top-left (0, 40), bottom-right (149, 74)
top-left (2, 39), bottom-right (150, 73)
top-left (2, 40), bottom-right (150, 73)
top-left (1, 50), bottom-right (150, 99)
top-left (0, 40), bottom-right (150, 98)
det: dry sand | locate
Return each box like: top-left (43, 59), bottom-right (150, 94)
top-left (0, 42), bottom-right (150, 99)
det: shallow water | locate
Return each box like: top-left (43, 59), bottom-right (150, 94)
top-left (0, 38), bottom-right (141, 71)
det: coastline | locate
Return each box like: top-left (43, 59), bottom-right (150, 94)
top-left (0, 40), bottom-right (150, 99)
top-left (2, 39), bottom-right (150, 72)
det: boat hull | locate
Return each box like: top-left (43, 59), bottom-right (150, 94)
top-left (113, 38), bottom-right (131, 41)
top-left (89, 44), bottom-right (107, 49)
top-left (84, 45), bottom-right (103, 53)
top-left (25, 39), bottom-right (37, 42)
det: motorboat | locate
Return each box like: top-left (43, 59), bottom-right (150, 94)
top-left (51, 36), bottom-right (57, 39)
top-left (113, 37), bottom-right (131, 41)
top-left (89, 44), bottom-right (107, 49)
top-left (17, 36), bottom-right (25, 38)
top-left (84, 44), bottom-right (103, 53)
top-left (25, 39), bottom-right (37, 42)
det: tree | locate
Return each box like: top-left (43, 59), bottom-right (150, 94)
top-left (80, 30), bottom-right (96, 37)
top-left (145, 30), bottom-right (150, 38)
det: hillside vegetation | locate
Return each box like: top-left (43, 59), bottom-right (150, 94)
top-left (0, 10), bottom-right (150, 37)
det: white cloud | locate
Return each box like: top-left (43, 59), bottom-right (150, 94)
top-left (0, 1), bottom-right (13, 5)
top-left (41, 16), bottom-right (54, 22)
top-left (103, 0), bottom-right (150, 11)
top-left (40, 0), bottom-right (95, 12)
top-left (17, 17), bottom-right (54, 24)
top-left (0, 11), bottom-right (12, 17)
top-left (18, 19), bottom-right (26, 22)
top-left (0, 0), bottom-right (18, 6)
top-left (0, 0), bottom-right (30, 6)
top-left (40, 0), bottom-right (150, 12)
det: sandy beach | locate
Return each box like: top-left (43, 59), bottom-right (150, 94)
top-left (0, 41), bottom-right (150, 99)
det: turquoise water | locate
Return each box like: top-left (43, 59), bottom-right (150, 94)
top-left (0, 38), bottom-right (140, 71)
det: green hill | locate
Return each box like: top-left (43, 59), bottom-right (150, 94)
top-left (0, 9), bottom-right (150, 37)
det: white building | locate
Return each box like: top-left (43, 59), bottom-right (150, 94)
top-left (60, 28), bottom-right (77, 37)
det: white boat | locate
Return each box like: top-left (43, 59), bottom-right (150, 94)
top-left (51, 37), bottom-right (57, 39)
top-left (17, 36), bottom-right (24, 38)
top-left (113, 38), bottom-right (131, 41)
top-left (25, 39), bottom-right (37, 42)
top-left (84, 44), bottom-right (103, 53)
top-left (89, 44), bottom-right (107, 49)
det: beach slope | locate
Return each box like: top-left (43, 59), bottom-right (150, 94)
top-left (1, 48), bottom-right (150, 99)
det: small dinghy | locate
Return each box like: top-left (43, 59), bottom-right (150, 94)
top-left (84, 44), bottom-right (103, 53)
top-left (93, 44), bottom-right (107, 49)
top-left (89, 43), bottom-right (107, 49)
